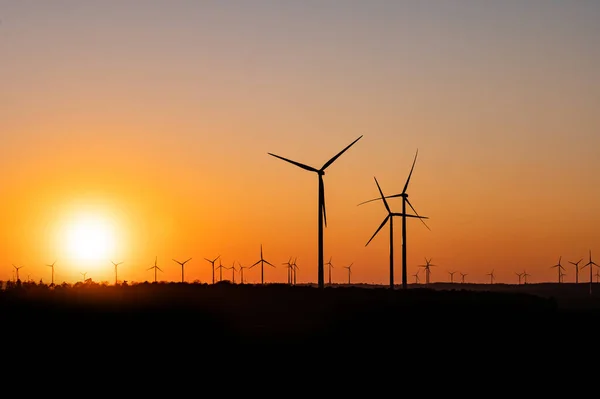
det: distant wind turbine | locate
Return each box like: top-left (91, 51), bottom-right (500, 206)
top-left (522, 270), bottom-right (530, 284)
top-left (568, 258), bottom-right (583, 284)
top-left (238, 262), bottom-right (247, 284)
top-left (283, 257), bottom-right (294, 285)
top-left (147, 256), bottom-right (163, 283)
top-left (325, 257), bottom-right (334, 285)
top-left (268, 135), bottom-right (363, 289)
top-left (250, 244), bottom-right (275, 284)
top-left (216, 259), bottom-right (225, 282)
top-left (486, 269), bottom-right (495, 284)
top-left (460, 272), bottom-right (467, 284)
top-left (515, 272), bottom-right (524, 285)
top-left (419, 258), bottom-right (435, 285)
top-left (172, 257), bottom-right (192, 283)
top-left (80, 272), bottom-right (88, 282)
top-left (204, 255), bottom-right (220, 284)
top-left (357, 149), bottom-right (430, 290)
top-left (111, 260), bottom-right (124, 285)
top-left (12, 264), bottom-right (24, 281)
top-left (582, 250), bottom-right (599, 295)
top-left (448, 271), bottom-right (456, 283)
top-left (413, 268), bottom-right (421, 284)
top-left (291, 257), bottom-right (299, 285)
top-left (46, 261), bottom-right (56, 286)
top-left (550, 256), bottom-right (565, 284)
top-left (225, 262), bottom-right (238, 283)
top-left (343, 263), bottom-right (353, 285)
top-left (361, 176), bottom-right (427, 289)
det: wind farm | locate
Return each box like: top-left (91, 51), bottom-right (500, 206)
top-left (2, 2), bottom-right (600, 350)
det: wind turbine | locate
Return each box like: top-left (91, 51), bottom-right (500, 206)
top-left (413, 269), bottom-right (421, 284)
top-left (582, 250), bottom-right (599, 295)
top-left (225, 262), bottom-right (238, 283)
top-left (46, 261), bottom-right (56, 286)
top-left (216, 259), bottom-right (225, 282)
top-left (486, 270), bottom-right (495, 284)
top-left (515, 272), bottom-right (523, 285)
top-left (250, 244), bottom-right (275, 284)
top-left (291, 258), bottom-right (299, 285)
top-left (204, 255), bottom-right (220, 284)
top-left (283, 257), bottom-right (294, 285)
top-left (357, 149), bottom-right (430, 290)
top-left (12, 264), bottom-right (24, 281)
top-left (448, 271), bottom-right (456, 283)
top-left (419, 258), bottom-right (435, 284)
top-left (551, 256), bottom-right (565, 284)
top-left (568, 258), bottom-right (583, 284)
top-left (268, 135), bottom-right (363, 289)
top-left (80, 272), bottom-right (88, 282)
top-left (325, 257), bottom-right (334, 285)
top-left (343, 263), bottom-right (353, 285)
top-left (147, 256), bottom-right (163, 283)
top-left (522, 270), bottom-right (530, 284)
top-left (111, 260), bottom-right (124, 285)
top-left (361, 177), bottom-right (428, 290)
top-left (559, 270), bottom-right (567, 284)
top-left (172, 257), bottom-right (192, 283)
top-left (460, 272), bottom-right (467, 284)
top-left (238, 262), bottom-right (247, 284)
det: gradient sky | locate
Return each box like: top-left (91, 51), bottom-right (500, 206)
top-left (1, 0), bottom-right (599, 285)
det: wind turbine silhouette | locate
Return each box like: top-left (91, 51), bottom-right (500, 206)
top-left (448, 271), bottom-right (456, 283)
top-left (12, 264), bottom-right (24, 281)
top-left (551, 256), bottom-right (565, 284)
top-left (225, 262), bottom-right (237, 283)
top-left (515, 272), bottom-right (524, 285)
top-left (568, 258), bottom-right (583, 284)
top-left (268, 135), bottom-right (363, 289)
top-left (357, 149), bottom-right (430, 290)
top-left (291, 257), bottom-right (299, 285)
top-left (343, 263), bottom-right (353, 285)
top-left (147, 256), bottom-right (163, 283)
top-left (361, 177), bottom-right (427, 289)
top-left (460, 272), bottom-right (467, 284)
top-left (419, 258), bottom-right (435, 285)
top-left (215, 259), bottom-right (225, 282)
top-left (325, 257), bottom-right (334, 285)
top-left (111, 260), bottom-right (124, 285)
top-left (582, 250), bottom-right (599, 295)
top-left (203, 255), bottom-right (220, 284)
top-left (486, 270), bottom-right (495, 284)
top-left (172, 257), bottom-right (192, 283)
top-left (559, 270), bottom-right (567, 283)
top-left (522, 270), bottom-right (530, 284)
top-left (238, 262), bottom-right (247, 284)
top-left (46, 261), bottom-right (56, 286)
top-left (283, 257), bottom-right (294, 284)
top-left (413, 268), bottom-right (421, 284)
top-left (80, 272), bottom-right (88, 282)
top-left (250, 244), bottom-right (275, 284)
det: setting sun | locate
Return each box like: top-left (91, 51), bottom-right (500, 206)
top-left (63, 214), bottom-right (116, 264)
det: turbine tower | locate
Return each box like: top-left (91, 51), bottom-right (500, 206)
top-left (111, 260), bottom-right (124, 285)
top-left (325, 257), bottom-right (334, 285)
top-left (172, 257), bottom-right (192, 283)
top-left (250, 244), bottom-right (275, 284)
top-left (357, 150), bottom-right (430, 290)
top-left (343, 263), bottom-right (353, 285)
top-left (46, 261), bottom-right (56, 286)
top-left (582, 250), bottom-right (599, 295)
top-left (361, 177), bottom-right (427, 290)
top-left (568, 258), bottom-right (583, 284)
top-left (550, 256), bottom-right (565, 284)
top-left (204, 255), bottom-right (220, 284)
top-left (147, 256), bottom-right (163, 283)
top-left (268, 135), bottom-right (363, 289)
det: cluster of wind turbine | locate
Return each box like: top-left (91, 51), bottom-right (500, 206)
top-left (419, 258), bottom-right (435, 285)
top-left (268, 135), bottom-right (363, 289)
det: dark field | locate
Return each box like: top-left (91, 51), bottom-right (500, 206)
top-left (3, 280), bottom-right (600, 351)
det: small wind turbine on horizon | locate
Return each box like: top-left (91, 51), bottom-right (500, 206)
top-left (291, 257), bottom-right (299, 285)
top-left (204, 255), bottom-right (220, 284)
top-left (419, 258), bottom-right (435, 285)
top-left (268, 135), bottom-right (363, 289)
top-left (80, 271), bottom-right (88, 282)
top-left (551, 256), bottom-right (565, 284)
top-left (238, 262), bottom-right (247, 284)
top-left (12, 264), bottom-right (24, 281)
top-left (582, 250), bottom-right (599, 295)
top-left (46, 261), bottom-right (56, 286)
top-left (111, 260), bottom-right (124, 285)
top-left (216, 259), bottom-right (225, 282)
top-left (343, 263), bottom-right (353, 285)
top-left (361, 176), bottom-right (427, 290)
top-left (522, 270), bottom-right (530, 284)
top-left (172, 257), bottom-right (192, 283)
top-left (559, 270), bottom-right (567, 284)
top-left (225, 262), bottom-right (238, 283)
top-left (460, 272), bottom-right (467, 284)
top-left (413, 268), bottom-right (421, 284)
top-left (515, 271), bottom-right (524, 285)
top-left (283, 257), bottom-right (294, 285)
top-left (486, 269), bottom-right (495, 284)
top-left (147, 256), bottom-right (163, 283)
top-left (448, 271), bottom-right (456, 283)
top-left (325, 257), bottom-right (334, 285)
top-left (569, 258), bottom-right (583, 284)
top-left (250, 244), bottom-right (275, 284)
top-left (357, 149), bottom-right (430, 290)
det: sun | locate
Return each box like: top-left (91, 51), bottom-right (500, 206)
top-left (64, 214), bottom-right (116, 263)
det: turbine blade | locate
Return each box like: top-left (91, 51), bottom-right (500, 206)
top-left (357, 194), bottom-right (404, 207)
top-left (321, 135), bottom-right (363, 171)
top-left (320, 176), bottom-right (327, 227)
top-left (402, 149), bottom-right (419, 194)
top-left (405, 198), bottom-right (431, 230)
top-left (366, 215), bottom-right (390, 246)
top-left (268, 153), bottom-right (319, 173)
top-left (374, 177), bottom-right (391, 214)
top-left (391, 213), bottom-right (428, 219)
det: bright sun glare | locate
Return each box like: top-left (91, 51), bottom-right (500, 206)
top-left (65, 214), bottom-right (116, 263)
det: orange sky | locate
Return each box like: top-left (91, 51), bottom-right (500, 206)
top-left (1, 1), bottom-right (599, 285)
